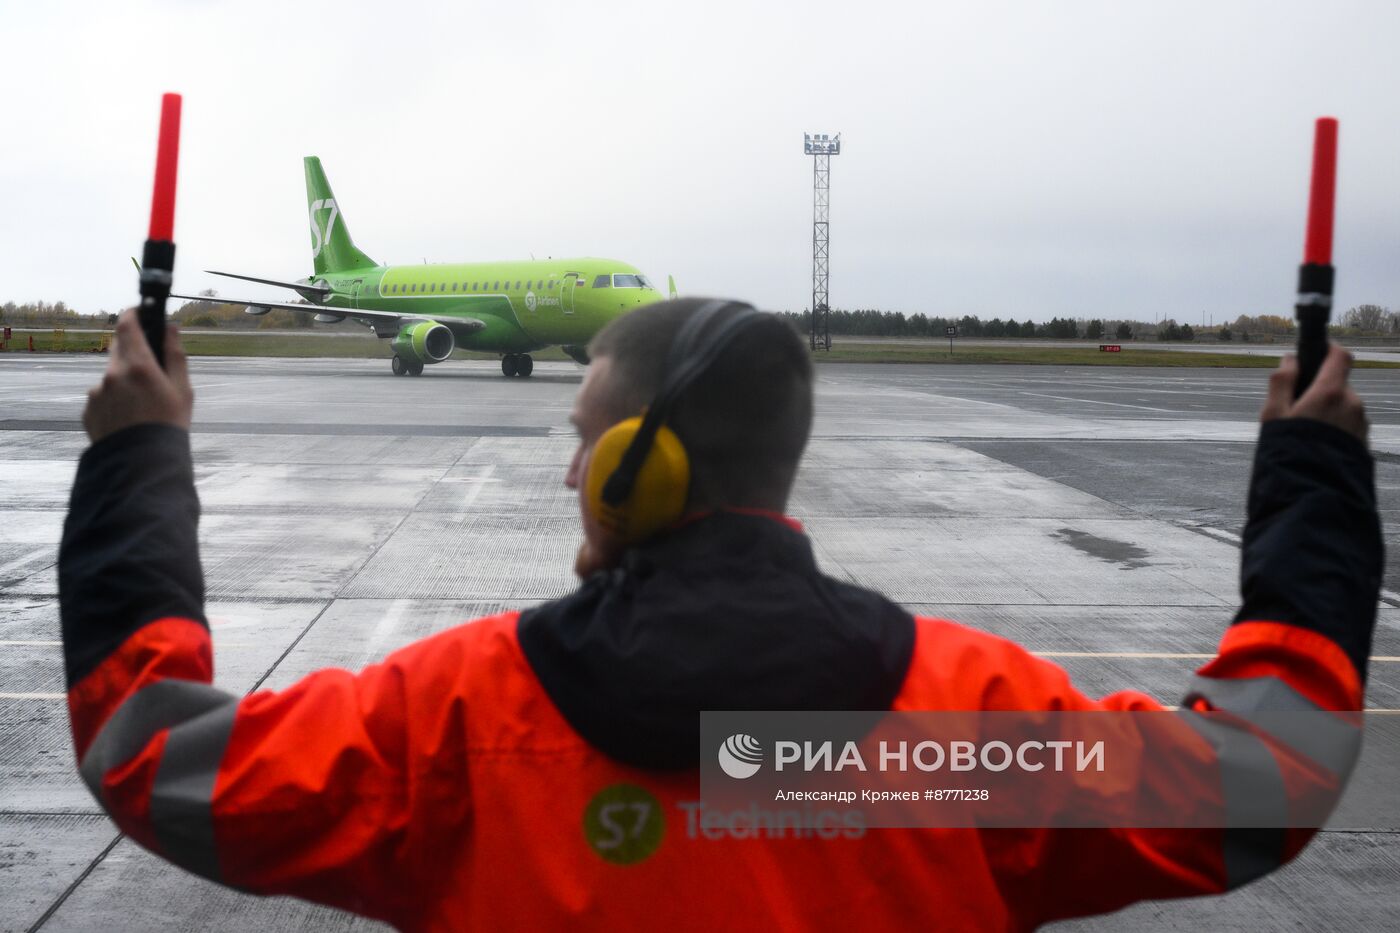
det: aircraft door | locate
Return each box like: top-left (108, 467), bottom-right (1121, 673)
top-left (351, 281), bottom-right (362, 309)
top-left (562, 273), bottom-right (579, 314)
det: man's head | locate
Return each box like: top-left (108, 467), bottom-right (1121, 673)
top-left (565, 298), bottom-right (814, 573)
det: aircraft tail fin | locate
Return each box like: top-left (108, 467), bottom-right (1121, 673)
top-left (304, 156), bottom-right (377, 275)
top-left (668, 274), bottom-right (678, 300)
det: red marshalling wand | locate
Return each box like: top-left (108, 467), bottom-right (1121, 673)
top-left (138, 93), bottom-right (182, 367)
top-left (1294, 117), bottom-right (1337, 399)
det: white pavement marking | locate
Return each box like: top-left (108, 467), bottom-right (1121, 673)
top-left (1034, 651), bottom-right (1400, 661)
top-left (446, 464), bottom-right (498, 510)
top-left (17, 689), bottom-right (1400, 711)
top-left (0, 640), bottom-right (61, 646)
top-left (1018, 391), bottom-right (1175, 413)
top-left (40, 381), bottom-right (240, 403)
top-left (360, 597), bottom-right (410, 666)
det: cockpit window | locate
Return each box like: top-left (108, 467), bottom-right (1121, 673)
top-left (611, 274), bottom-right (645, 288)
top-left (592, 275), bottom-right (611, 288)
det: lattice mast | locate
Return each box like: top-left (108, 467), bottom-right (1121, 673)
top-left (804, 133), bottom-right (840, 350)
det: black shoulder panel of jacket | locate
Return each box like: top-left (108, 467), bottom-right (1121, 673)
top-left (59, 423), bottom-right (206, 690)
top-left (518, 512), bottom-right (915, 770)
top-left (1237, 418), bottom-right (1382, 680)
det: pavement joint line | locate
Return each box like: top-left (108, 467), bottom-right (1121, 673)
top-left (330, 441), bottom-right (467, 609)
top-left (9, 601), bottom-right (350, 933)
top-left (25, 831), bottom-right (124, 933)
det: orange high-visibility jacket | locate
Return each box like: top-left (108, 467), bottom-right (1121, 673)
top-left (59, 420), bottom-right (1380, 931)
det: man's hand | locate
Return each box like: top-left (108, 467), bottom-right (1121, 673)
top-left (82, 309), bottom-right (194, 444)
top-left (1261, 342), bottom-right (1368, 444)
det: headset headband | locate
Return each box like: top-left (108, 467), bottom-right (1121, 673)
top-left (600, 301), bottom-right (763, 507)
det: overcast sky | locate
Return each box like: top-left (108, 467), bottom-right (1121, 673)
top-left (4, 0), bottom-right (1398, 322)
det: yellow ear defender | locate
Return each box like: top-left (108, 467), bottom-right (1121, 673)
top-left (584, 416), bottom-right (690, 544)
top-left (583, 300), bottom-right (764, 546)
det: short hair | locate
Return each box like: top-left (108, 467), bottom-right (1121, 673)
top-left (587, 298), bottom-right (814, 511)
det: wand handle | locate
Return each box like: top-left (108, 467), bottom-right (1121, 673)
top-left (1294, 117), bottom-right (1337, 399)
top-left (138, 93), bottom-right (182, 367)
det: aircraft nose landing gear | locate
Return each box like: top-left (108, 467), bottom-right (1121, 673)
top-left (501, 354), bottom-right (534, 377)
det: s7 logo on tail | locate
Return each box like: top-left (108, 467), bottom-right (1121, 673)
top-left (308, 199), bottom-right (340, 258)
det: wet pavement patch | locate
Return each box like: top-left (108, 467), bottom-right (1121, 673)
top-left (1051, 527), bottom-right (1152, 569)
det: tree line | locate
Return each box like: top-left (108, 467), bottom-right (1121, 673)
top-left (780, 306), bottom-right (1400, 341)
top-left (5, 297), bottom-right (1400, 340)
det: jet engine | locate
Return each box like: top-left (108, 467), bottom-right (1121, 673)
top-left (391, 321), bottom-right (455, 364)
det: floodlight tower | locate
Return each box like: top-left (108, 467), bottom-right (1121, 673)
top-left (804, 132), bottom-right (840, 351)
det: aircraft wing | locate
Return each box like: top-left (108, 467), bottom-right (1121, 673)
top-left (170, 294), bottom-right (486, 334)
top-left (206, 270), bottom-right (331, 300)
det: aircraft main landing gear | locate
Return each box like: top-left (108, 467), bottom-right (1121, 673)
top-left (392, 356), bottom-right (425, 377)
top-left (501, 353), bottom-right (534, 378)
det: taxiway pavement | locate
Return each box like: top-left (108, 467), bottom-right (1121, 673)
top-left (2, 356), bottom-right (1396, 931)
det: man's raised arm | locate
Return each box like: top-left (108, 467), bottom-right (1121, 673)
top-left (57, 311), bottom-right (444, 925)
top-left (993, 344), bottom-right (1380, 926)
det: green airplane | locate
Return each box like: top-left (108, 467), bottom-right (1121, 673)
top-left (174, 157), bottom-right (672, 377)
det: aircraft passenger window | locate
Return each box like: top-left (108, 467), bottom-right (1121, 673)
top-left (593, 275), bottom-right (611, 288)
top-left (494, 281), bottom-right (501, 290)
top-left (612, 274), bottom-right (643, 288)
top-left (410, 284), bottom-right (416, 293)
top-left (526, 280), bottom-right (533, 290)
top-left (472, 283), bottom-right (478, 291)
